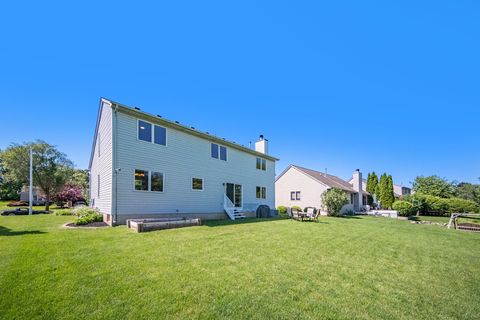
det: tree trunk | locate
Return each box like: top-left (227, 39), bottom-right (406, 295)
top-left (45, 193), bottom-right (50, 212)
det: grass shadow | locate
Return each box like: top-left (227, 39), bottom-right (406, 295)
top-left (204, 217), bottom-right (329, 227)
top-left (0, 226), bottom-right (46, 236)
top-left (334, 215), bottom-right (363, 219)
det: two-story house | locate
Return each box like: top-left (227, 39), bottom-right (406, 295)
top-left (89, 98), bottom-right (278, 225)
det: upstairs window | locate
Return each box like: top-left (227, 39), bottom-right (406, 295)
top-left (211, 144), bottom-right (227, 161)
top-left (220, 146), bottom-right (227, 161)
top-left (211, 143), bottom-right (219, 159)
top-left (154, 125), bottom-right (167, 146)
top-left (256, 158), bottom-right (266, 171)
top-left (138, 120), bottom-right (152, 142)
top-left (256, 186), bottom-right (266, 199)
top-left (138, 120), bottom-right (167, 146)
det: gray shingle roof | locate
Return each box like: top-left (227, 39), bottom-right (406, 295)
top-left (292, 165), bottom-right (356, 192)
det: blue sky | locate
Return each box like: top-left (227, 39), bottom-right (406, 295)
top-left (1, 1), bottom-right (479, 185)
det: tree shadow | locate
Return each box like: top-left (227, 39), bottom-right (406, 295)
top-left (0, 226), bottom-right (46, 236)
top-left (204, 217), bottom-right (329, 227)
top-left (333, 215), bottom-right (363, 219)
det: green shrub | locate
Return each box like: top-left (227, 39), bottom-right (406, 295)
top-left (54, 209), bottom-right (74, 216)
top-left (73, 207), bottom-right (103, 225)
top-left (321, 188), bottom-right (349, 217)
top-left (277, 206), bottom-right (288, 216)
top-left (291, 206), bottom-right (302, 212)
top-left (404, 194), bottom-right (480, 216)
top-left (392, 201), bottom-right (414, 216)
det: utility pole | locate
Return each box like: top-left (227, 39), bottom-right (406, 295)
top-left (28, 147), bottom-right (33, 215)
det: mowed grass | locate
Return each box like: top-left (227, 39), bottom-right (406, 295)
top-left (0, 215), bottom-right (479, 319)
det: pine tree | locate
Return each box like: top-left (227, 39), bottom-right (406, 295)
top-left (378, 173), bottom-right (387, 208)
top-left (366, 172), bottom-right (379, 205)
top-left (385, 175), bottom-right (395, 209)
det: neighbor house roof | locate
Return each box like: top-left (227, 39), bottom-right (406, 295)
top-left (277, 165), bottom-right (357, 193)
top-left (89, 98), bottom-right (279, 169)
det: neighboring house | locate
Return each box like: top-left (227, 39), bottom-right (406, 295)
top-left (347, 178), bottom-right (412, 199)
top-left (275, 165), bottom-right (367, 214)
top-left (19, 186), bottom-right (43, 203)
top-left (89, 98), bottom-right (278, 225)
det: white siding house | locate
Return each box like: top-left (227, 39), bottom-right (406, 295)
top-left (275, 165), bottom-right (367, 214)
top-left (89, 98), bottom-right (278, 225)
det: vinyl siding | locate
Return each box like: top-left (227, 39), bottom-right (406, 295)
top-left (114, 111), bottom-right (275, 216)
top-left (275, 167), bottom-right (328, 210)
top-left (89, 102), bottom-right (113, 215)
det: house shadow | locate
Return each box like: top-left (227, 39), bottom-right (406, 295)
top-left (0, 226), bottom-right (46, 236)
top-left (204, 217), bottom-right (328, 227)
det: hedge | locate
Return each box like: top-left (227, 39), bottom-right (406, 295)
top-left (403, 194), bottom-right (479, 216)
top-left (392, 201), bottom-right (415, 216)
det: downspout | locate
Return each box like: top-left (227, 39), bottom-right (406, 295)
top-left (112, 104), bottom-right (119, 225)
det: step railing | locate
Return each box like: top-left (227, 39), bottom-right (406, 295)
top-left (223, 194), bottom-right (236, 220)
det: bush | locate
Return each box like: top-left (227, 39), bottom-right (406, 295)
top-left (321, 188), bottom-right (349, 217)
top-left (54, 209), bottom-right (74, 216)
top-left (73, 207), bottom-right (102, 225)
top-left (277, 206), bottom-right (288, 216)
top-left (403, 194), bottom-right (480, 216)
top-left (392, 201), bottom-right (414, 216)
top-left (291, 206), bottom-right (302, 212)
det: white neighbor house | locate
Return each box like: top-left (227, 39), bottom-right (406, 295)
top-left (275, 165), bottom-right (368, 214)
top-left (89, 98), bottom-right (278, 225)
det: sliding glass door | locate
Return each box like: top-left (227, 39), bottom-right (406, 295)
top-left (226, 183), bottom-right (242, 208)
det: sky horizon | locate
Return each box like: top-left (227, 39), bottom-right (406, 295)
top-left (1, 1), bottom-right (479, 185)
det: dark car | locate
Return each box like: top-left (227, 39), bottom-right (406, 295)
top-left (1, 208), bottom-right (49, 216)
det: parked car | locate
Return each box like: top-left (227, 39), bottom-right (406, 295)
top-left (1, 208), bottom-right (49, 216)
top-left (74, 201), bottom-right (87, 207)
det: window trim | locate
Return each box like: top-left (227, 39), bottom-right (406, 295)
top-left (150, 171), bottom-right (165, 193)
top-left (291, 191), bottom-right (301, 201)
top-left (137, 119), bottom-right (167, 147)
top-left (211, 143), bottom-right (228, 162)
top-left (191, 177), bottom-right (204, 191)
top-left (256, 157), bottom-right (266, 171)
top-left (256, 186), bottom-right (266, 199)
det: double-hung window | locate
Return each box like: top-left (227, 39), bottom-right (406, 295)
top-left (256, 158), bottom-right (266, 171)
top-left (290, 191), bottom-right (301, 201)
top-left (211, 143), bottom-right (227, 161)
top-left (138, 120), bottom-right (166, 146)
top-left (256, 186), bottom-right (266, 199)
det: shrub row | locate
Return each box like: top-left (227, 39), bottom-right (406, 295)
top-left (398, 194), bottom-right (479, 216)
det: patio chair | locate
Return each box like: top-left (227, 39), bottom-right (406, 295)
top-left (305, 207), bottom-right (319, 221)
top-left (291, 207), bottom-right (302, 220)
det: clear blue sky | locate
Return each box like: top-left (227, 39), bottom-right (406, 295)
top-left (1, 1), bottom-right (479, 185)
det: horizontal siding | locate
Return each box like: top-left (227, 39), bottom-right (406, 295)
top-left (275, 167), bottom-right (327, 210)
top-left (115, 112), bottom-right (275, 216)
top-left (90, 103), bottom-right (113, 215)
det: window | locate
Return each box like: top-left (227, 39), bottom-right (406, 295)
top-left (154, 125), bottom-right (167, 146)
top-left (220, 146), bottom-right (227, 161)
top-left (192, 178), bottom-right (204, 191)
top-left (211, 143), bottom-right (227, 161)
top-left (135, 169), bottom-right (149, 191)
top-left (151, 172), bottom-right (164, 192)
top-left (97, 175), bottom-right (100, 198)
top-left (256, 186), bottom-right (266, 199)
top-left (256, 158), bottom-right (266, 171)
top-left (138, 120), bottom-right (152, 142)
top-left (211, 143), bottom-right (219, 159)
top-left (291, 191), bottom-right (300, 201)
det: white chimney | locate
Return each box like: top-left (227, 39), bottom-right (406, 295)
top-left (352, 169), bottom-right (363, 209)
top-left (255, 135), bottom-right (268, 155)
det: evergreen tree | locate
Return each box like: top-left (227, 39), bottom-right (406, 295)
top-left (378, 173), bottom-right (388, 208)
top-left (366, 172), bottom-right (378, 205)
top-left (385, 175), bottom-right (395, 209)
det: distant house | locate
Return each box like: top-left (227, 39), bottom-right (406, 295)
top-left (346, 178), bottom-right (412, 199)
top-left (19, 186), bottom-right (43, 203)
top-left (89, 98), bottom-right (278, 225)
top-left (275, 165), bottom-right (368, 214)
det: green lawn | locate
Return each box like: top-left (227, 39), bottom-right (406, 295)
top-left (1, 215), bottom-right (479, 319)
top-left (416, 215), bottom-right (480, 225)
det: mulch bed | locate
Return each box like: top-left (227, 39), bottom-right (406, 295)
top-left (64, 222), bottom-right (109, 228)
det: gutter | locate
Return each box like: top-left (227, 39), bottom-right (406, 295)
top-left (112, 104), bottom-right (119, 225)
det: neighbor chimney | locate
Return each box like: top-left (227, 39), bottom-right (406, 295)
top-left (255, 135), bottom-right (268, 154)
top-left (352, 169), bottom-right (363, 209)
